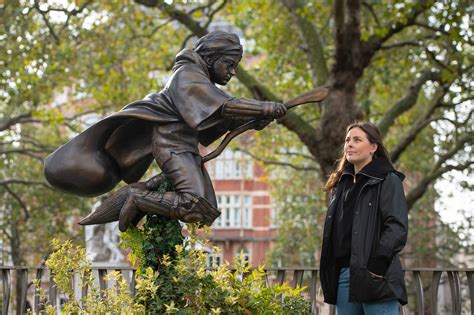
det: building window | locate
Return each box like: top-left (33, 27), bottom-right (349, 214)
top-left (243, 196), bottom-right (252, 227)
top-left (207, 149), bottom-right (253, 180)
top-left (207, 252), bottom-right (222, 268)
top-left (214, 194), bottom-right (252, 228)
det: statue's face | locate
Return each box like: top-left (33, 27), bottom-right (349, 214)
top-left (209, 54), bottom-right (241, 85)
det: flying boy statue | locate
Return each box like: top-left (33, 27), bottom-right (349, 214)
top-left (45, 31), bottom-right (327, 232)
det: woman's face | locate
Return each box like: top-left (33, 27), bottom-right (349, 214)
top-left (344, 127), bottom-right (378, 170)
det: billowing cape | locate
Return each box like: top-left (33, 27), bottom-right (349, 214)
top-left (45, 49), bottom-right (233, 197)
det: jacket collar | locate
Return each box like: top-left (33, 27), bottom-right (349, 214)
top-left (341, 157), bottom-right (405, 183)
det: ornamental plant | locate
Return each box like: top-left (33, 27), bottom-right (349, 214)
top-left (121, 219), bottom-right (311, 314)
top-left (35, 223), bottom-right (311, 314)
top-left (35, 170), bottom-right (310, 315)
top-left (31, 239), bottom-right (155, 314)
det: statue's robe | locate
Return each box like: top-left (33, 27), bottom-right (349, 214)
top-left (45, 48), bottom-right (235, 197)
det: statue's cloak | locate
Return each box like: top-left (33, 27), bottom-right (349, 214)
top-left (44, 49), bottom-right (233, 197)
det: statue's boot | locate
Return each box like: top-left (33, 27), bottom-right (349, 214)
top-left (118, 188), bottom-right (221, 232)
top-left (78, 174), bottom-right (165, 226)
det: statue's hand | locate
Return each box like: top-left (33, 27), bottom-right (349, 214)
top-left (145, 173), bottom-right (165, 191)
top-left (262, 102), bottom-right (287, 119)
top-left (254, 119), bottom-right (272, 131)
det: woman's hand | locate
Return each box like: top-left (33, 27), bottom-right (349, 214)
top-left (368, 270), bottom-right (384, 280)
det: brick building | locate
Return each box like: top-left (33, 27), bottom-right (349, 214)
top-left (203, 146), bottom-right (276, 267)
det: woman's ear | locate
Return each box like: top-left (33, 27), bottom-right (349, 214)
top-left (371, 143), bottom-right (378, 155)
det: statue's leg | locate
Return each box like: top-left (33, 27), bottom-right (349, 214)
top-left (118, 152), bottom-right (220, 232)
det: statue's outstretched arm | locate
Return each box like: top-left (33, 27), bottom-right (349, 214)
top-left (221, 98), bottom-right (287, 119)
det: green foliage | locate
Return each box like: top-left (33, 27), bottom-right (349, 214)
top-left (38, 229), bottom-right (311, 314)
top-left (32, 239), bottom-right (148, 314)
top-left (125, 220), bottom-right (311, 314)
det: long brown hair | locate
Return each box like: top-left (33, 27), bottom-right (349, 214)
top-left (324, 122), bottom-right (392, 192)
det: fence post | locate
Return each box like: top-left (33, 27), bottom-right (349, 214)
top-left (2, 268), bottom-right (11, 315)
top-left (447, 271), bottom-right (461, 315)
top-left (413, 270), bottom-right (425, 315)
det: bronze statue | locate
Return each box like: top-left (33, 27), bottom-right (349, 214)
top-left (44, 31), bottom-right (328, 232)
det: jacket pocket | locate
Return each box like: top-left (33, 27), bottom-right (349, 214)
top-left (351, 267), bottom-right (395, 302)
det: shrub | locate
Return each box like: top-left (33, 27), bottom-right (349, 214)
top-left (122, 220), bottom-right (311, 314)
top-left (31, 239), bottom-right (153, 314)
top-left (35, 218), bottom-right (311, 314)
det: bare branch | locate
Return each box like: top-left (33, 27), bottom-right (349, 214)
top-left (188, 1), bottom-right (218, 15)
top-left (364, 1), bottom-right (432, 55)
top-left (276, 151), bottom-right (318, 162)
top-left (406, 134), bottom-right (473, 209)
top-left (135, 0), bottom-right (207, 37)
top-left (362, 1), bottom-right (380, 26)
top-left (2, 185), bottom-right (29, 221)
top-left (424, 47), bottom-right (453, 73)
top-left (0, 138), bottom-right (54, 151)
top-left (237, 148), bottom-right (319, 172)
top-left (391, 86), bottom-right (449, 162)
top-left (391, 117), bottom-right (434, 163)
top-left (203, 0), bottom-right (228, 29)
top-left (137, 19), bottom-right (173, 39)
top-left (33, 0), bottom-right (60, 44)
top-left (57, 0), bottom-right (94, 37)
top-left (0, 228), bottom-right (12, 242)
top-left (0, 179), bottom-right (51, 189)
top-left (414, 21), bottom-right (451, 37)
top-left (0, 113), bottom-right (33, 131)
top-left (380, 40), bottom-right (420, 50)
top-left (378, 69), bottom-right (441, 137)
top-left (1, 149), bottom-right (47, 162)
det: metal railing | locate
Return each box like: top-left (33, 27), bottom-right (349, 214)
top-left (1, 266), bottom-right (473, 314)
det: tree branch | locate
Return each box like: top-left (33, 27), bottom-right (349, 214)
top-left (378, 69), bottom-right (441, 137)
top-left (362, 1), bottom-right (380, 26)
top-left (57, 0), bottom-right (94, 37)
top-left (2, 185), bottom-right (29, 221)
top-left (0, 113), bottom-right (33, 131)
top-left (236, 148), bottom-right (319, 172)
top-left (1, 149), bottom-right (48, 162)
top-left (406, 134), bottom-right (473, 209)
top-left (365, 0), bottom-right (431, 54)
top-left (276, 151), bottom-right (317, 162)
top-left (188, 0), bottom-right (218, 15)
top-left (0, 179), bottom-right (51, 189)
top-left (33, 0), bottom-right (60, 44)
top-left (390, 86), bottom-right (449, 162)
top-left (203, 0), bottom-right (228, 29)
top-left (414, 21), bottom-right (451, 37)
top-left (280, 0), bottom-right (329, 85)
top-left (380, 40), bottom-right (420, 50)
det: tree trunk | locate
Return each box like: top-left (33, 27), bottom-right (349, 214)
top-left (316, 72), bottom-right (363, 176)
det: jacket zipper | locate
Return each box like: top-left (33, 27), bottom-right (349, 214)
top-left (354, 173), bottom-right (383, 206)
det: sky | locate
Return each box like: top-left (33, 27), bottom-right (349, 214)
top-left (435, 171), bottom-right (474, 245)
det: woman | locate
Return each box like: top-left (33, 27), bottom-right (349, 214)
top-left (320, 122), bottom-right (408, 314)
